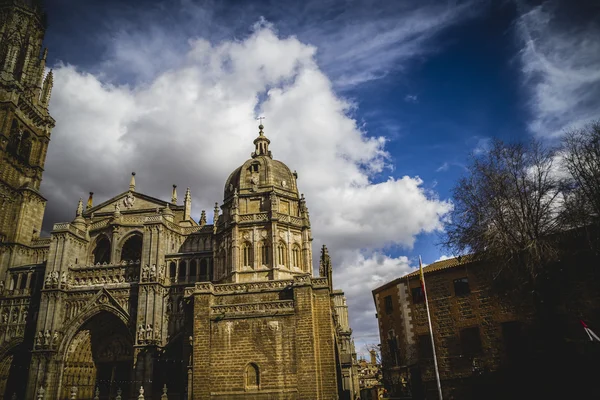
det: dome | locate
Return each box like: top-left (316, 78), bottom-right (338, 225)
top-left (224, 125), bottom-right (299, 200)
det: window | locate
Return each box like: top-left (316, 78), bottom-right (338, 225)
top-left (120, 235), bottom-right (143, 263)
top-left (418, 335), bottom-right (433, 359)
top-left (259, 242), bottom-right (269, 265)
top-left (189, 260), bottom-right (197, 281)
top-left (384, 295), bottom-right (393, 314)
top-left (250, 163), bottom-right (259, 173)
top-left (291, 246), bottom-right (301, 268)
top-left (199, 259), bottom-right (208, 281)
top-left (411, 287), bottom-right (424, 304)
top-left (93, 236), bottom-right (111, 264)
top-left (460, 327), bottom-right (482, 356)
top-left (277, 242), bottom-right (286, 266)
top-left (453, 277), bottom-right (471, 296)
top-left (241, 242), bottom-right (252, 267)
top-left (169, 262), bottom-right (177, 279)
top-left (245, 363), bottom-right (260, 390)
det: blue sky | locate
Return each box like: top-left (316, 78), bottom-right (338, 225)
top-left (39, 0), bottom-right (600, 354)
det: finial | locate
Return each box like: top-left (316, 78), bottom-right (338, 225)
top-left (200, 210), bottom-right (207, 225)
top-left (252, 117), bottom-right (272, 159)
top-left (130, 172), bottom-right (136, 191)
top-left (257, 115), bottom-right (266, 134)
top-left (76, 198), bottom-right (83, 217)
top-left (171, 185), bottom-right (178, 204)
top-left (213, 202), bottom-right (220, 223)
top-left (87, 192), bottom-right (94, 209)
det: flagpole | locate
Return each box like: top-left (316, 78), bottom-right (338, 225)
top-left (420, 256), bottom-right (443, 400)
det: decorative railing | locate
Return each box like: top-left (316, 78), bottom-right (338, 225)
top-left (210, 300), bottom-right (294, 317)
top-left (52, 222), bottom-right (86, 237)
top-left (239, 212), bottom-right (269, 223)
top-left (32, 237), bottom-right (51, 246)
top-left (90, 219), bottom-right (110, 230)
top-left (68, 264), bottom-right (140, 288)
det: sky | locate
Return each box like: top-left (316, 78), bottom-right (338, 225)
top-left (36, 0), bottom-right (600, 357)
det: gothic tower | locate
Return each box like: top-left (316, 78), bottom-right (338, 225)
top-left (215, 124), bottom-right (313, 282)
top-left (0, 0), bottom-right (54, 245)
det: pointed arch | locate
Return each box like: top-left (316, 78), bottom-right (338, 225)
top-left (258, 241), bottom-right (269, 266)
top-left (119, 233), bottom-right (143, 263)
top-left (277, 241), bottom-right (287, 266)
top-left (244, 363), bottom-right (260, 391)
top-left (291, 244), bottom-right (302, 269)
top-left (92, 234), bottom-right (111, 265)
top-left (241, 242), bottom-right (253, 268)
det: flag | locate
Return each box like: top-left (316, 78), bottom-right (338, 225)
top-left (419, 256), bottom-right (426, 295)
top-left (581, 320), bottom-right (600, 342)
top-left (87, 192), bottom-right (93, 209)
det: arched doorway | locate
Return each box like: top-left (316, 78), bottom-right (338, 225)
top-left (61, 312), bottom-right (133, 400)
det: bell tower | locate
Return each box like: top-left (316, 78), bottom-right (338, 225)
top-left (0, 0), bottom-right (54, 244)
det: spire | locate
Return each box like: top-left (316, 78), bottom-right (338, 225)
top-left (200, 210), bottom-right (207, 226)
top-left (129, 172), bottom-right (136, 191)
top-left (184, 187), bottom-right (191, 220)
top-left (319, 244), bottom-right (333, 291)
top-left (76, 198), bottom-right (83, 217)
top-left (41, 69), bottom-right (53, 107)
top-left (87, 192), bottom-right (94, 210)
top-left (213, 202), bottom-right (220, 224)
top-left (251, 123), bottom-right (272, 159)
top-left (171, 185), bottom-right (177, 204)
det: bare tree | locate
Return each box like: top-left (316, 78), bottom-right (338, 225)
top-left (444, 139), bottom-right (564, 289)
top-left (561, 121), bottom-right (600, 227)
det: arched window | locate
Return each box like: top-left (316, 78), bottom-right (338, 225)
top-left (189, 260), bottom-right (197, 281)
top-left (169, 262), bottom-right (177, 279)
top-left (292, 245), bottom-right (301, 269)
top-left (120, 235), bottom-right (142, 263)
top-left (244, 363), bottom-right (260, 390)
top-left (277, 242), bottom-right (286, 266)
top-left (199, 259), bottom-right (208, 281)
top-left (93, 236), bottom-right (111, 264)
top-left (241, 242), bottom-right (252, 268)
top-left (177, 260), bottom-right (186, 281)
top-left (18, 131), bottom-right (32, 162)
top-left (7, 121), bottom-right (21, 156)
top-left (259, 241), bottom-right (269, 266)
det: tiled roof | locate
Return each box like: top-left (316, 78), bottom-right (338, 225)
top-left (404, 254), bottom-right (475, 278)
top-left (372, 254), bottom-right (475, 294)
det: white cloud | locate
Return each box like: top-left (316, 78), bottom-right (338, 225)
top-left (436, 162), bottom-right (449, 172)
top-left (333, 251), bottom-right (415, 348)
top-left (43, 24), bottom-right (452, 346)
top-left (434, 254), bottom-right (454, 263)
top-left (517, 2), bottom-right (600, 137)
top-left (404, 94), bottom-right (419, 103)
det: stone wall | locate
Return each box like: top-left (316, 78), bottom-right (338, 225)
top-left (191, 278), bottom-right (339, 400)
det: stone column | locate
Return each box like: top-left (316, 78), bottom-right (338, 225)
top-left (191, 287), bottom-right (212, 399)
top-left (293, 277), bottom-right (320, 398)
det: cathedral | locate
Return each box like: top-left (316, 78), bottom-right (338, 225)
top-left (0, 0), bottom-right (359, 399)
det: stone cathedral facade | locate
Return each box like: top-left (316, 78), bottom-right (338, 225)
top-left (0, 1), bottom-right (359, 399)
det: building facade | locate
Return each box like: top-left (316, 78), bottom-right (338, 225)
top-left (0, 1), bottom-right (353, 398)
top-left (372, 257), bottom-right (529, 399)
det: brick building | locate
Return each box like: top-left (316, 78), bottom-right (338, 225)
top-left (372, 257), bottom-right (531, 399)
top-left (0, 1), bottom-right (353, 398)
top-left (373, 245), bottom-right (600, 399)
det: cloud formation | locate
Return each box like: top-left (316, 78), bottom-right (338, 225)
top-left (43, 13), bottom-right (454, 344)
top-left (517, 1), bottom-right (600, 137)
